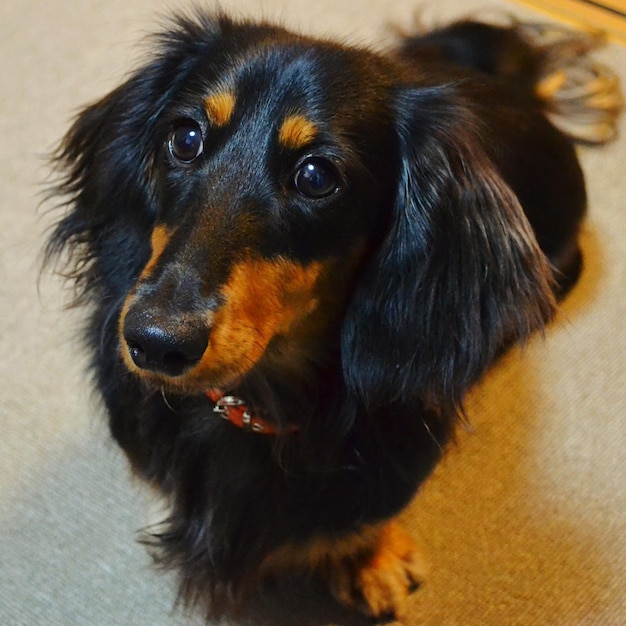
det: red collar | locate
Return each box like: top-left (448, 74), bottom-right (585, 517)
top-left (206, 389), bottom-right (298, 435)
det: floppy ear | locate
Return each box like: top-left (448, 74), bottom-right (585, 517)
top-left (341, 86), bottom-right (556, 413)
top-left (47, 76), bottom-right (176, 302)
top-left (45, 13), bottom-right (229, 301)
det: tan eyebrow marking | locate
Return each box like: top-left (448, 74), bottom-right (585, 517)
top-left (279, 115), bottom-right (318, 150)
top-left (204, 92), bottom-right (236, 127)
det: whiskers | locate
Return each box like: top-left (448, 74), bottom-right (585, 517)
top-left (161, 386), bottom-right (176, 412)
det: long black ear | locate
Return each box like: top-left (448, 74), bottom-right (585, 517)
top-left (44, 12), bottom-right (231, 302)
top-left (46, 83), bottom-right (156, 300)
top-left (342, 86), bottom-right (556, 413)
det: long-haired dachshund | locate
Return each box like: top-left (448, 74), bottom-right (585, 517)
top-left (46, 9), bottom-right (621, 622)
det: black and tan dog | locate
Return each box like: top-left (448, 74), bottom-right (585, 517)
top-left (47, 10), bottom-right (621, 621)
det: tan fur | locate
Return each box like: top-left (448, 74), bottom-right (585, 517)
top-left (263, 521), bottom-right (428, 619)
top-left (278, 114), bottom-right (318, 150)
top-left (204, 92), bottom-right (236, 127)
top-left (190, 256), bottom-right (324, 388)
top-left (118, 225), bottom-right (173, 374)
top-left (141, 225), bottom-right (172, 279)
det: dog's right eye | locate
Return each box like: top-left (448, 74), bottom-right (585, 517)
top-left (168, 123), bottom-right (204, 163)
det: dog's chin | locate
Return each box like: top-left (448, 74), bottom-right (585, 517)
top-left (125, 363), bottom-right (245, 398)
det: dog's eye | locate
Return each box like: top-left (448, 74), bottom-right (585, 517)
top-left (168, 122), bottom-right (204, 163)
top-left (293, 158), bottom-right (340, 199)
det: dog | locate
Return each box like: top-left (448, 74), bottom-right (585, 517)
top-left (46, 9), bottom-right (622, 622)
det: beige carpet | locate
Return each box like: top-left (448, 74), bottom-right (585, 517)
top-left (1, 0), bottom-right (624, 624)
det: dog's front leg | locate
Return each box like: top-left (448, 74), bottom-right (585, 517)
top-left (264, 520), bottom-right (428, 621)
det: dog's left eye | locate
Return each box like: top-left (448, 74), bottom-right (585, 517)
top-left (168, 122), bottom-right (204, 163)
top-left (293, 158), bottom-right (340, 199)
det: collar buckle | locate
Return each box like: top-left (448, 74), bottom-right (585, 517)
top-left (210, 391), bottom-right (270, 433)
top-left (213, 395), bottom-right (246, 415)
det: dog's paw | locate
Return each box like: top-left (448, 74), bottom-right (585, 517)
top-left (329, 522), bottom-right (428, 622)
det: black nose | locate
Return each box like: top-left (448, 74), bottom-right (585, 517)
top-left (122, 311), bottom-right (210, 378)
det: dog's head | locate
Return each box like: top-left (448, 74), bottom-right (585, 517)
top-left (49, 13), bottom-right (555, 411)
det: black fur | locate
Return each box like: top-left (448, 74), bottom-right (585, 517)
top-left (46, 10), bottom-right (614, 619)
